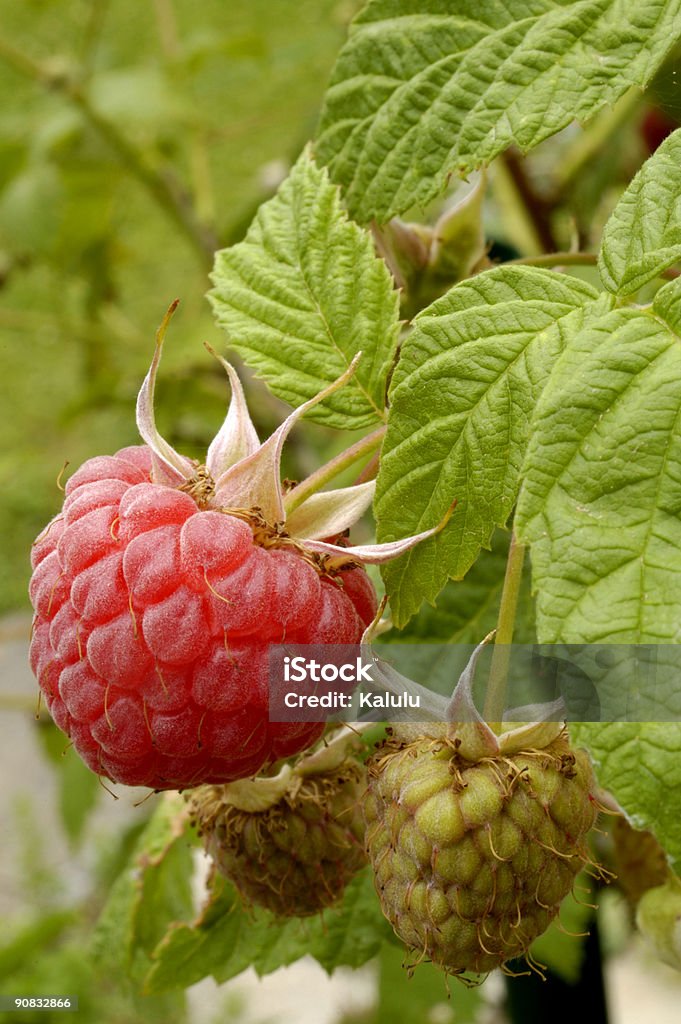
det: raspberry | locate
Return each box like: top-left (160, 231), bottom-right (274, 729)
top-left (190, 757), bottom-right (367, 917)
top-left (363, 729), bottom-right (597, 978)
top-left (636, 876), bottom-right (681, 971)
top-left (29, 449), bottom-right (376, 789)
top-left (28, 313), bottom-right (445, 791)
top-left (611, 817), bottom-right (669, 906)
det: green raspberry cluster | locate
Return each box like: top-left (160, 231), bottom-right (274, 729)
top-left (611, 817), bottom-right (669, 907)
top-left (190, 760), bottom-right (367, 917)
top-left (364, 730), bottom-right (597, 977)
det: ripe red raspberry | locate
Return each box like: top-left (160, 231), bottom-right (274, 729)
top-left (28, 310), bottom-right (444, 791)
top-left (29, 447), bottom-right (377, 789)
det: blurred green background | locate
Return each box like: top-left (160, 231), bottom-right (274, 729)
top-left (0, 0), bottom-right (359, 614)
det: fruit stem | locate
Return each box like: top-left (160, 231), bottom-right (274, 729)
top-left (483, 533), bottom-right (526, 726)
top-left (284, 426), bottom-right (386, 514)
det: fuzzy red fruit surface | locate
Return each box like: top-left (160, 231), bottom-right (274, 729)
top-left (29, 447), bottom-right (377, 790)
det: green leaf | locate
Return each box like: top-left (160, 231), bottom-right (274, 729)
top-left (375, 266), bottom-right (599, 626)
top-left (516, 296), bottom-right (681, 643)
top-left (209, 149), bottom-right (399, 429)
top-left (653, 274), bottom-right (681, 332)
top-left (303, 869), bottom-right (393, 972)
top-left (143, 876), bottom-right (242, 993)
top-left (135, 838), bottom-right (194, 958)
top-left (0, 912), bottom-right (77, 980)
top-left (573, 722), bottom-right (681, 870)
top-left (146, 869), bottom-right (392, 993)
top-left (599, 128), bottom-right (681, 295)
top-left (383, 528), bottom-right (535, 644)
top-left (315, 0), bottom-right (681, 222)
top-left (92, 794), bottom-right (191, 978)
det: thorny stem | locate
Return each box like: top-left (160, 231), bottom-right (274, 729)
top-left (284, 426), bottom-right (386, 514)
top-left (483, 534), bottom-right (526, 726)
top-left (0, 37), bottom-right (217, 270)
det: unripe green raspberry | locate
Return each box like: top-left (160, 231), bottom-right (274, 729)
top-left (636, 876), bottom-right (681, 971)
top-left (611, 817), bottom-right (669, 906)
top-left (364, 730), bottom-right (597, 977)
top-left (190, 760), bottom-right (367, 917)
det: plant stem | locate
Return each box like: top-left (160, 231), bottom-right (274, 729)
top-left (284, 426), bottom-right (386, 514)
top-left (483, 533), bottom-right (526, 725)
top-left (502, 251), bottom-right (598, 270)
top-left (501, 250), bottom-right (679, 280)
top-left (153, 0), bottom-right (181, 59)
top-left (501, 148), bottom-right (558, 253)
top-left (0, 37), bottom-right (217, 270)
top-left (556, 86), bottom-right (642, 192)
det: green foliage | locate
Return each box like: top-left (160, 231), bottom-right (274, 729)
top-left (383, 528), bottom-right (535, 644)
top-left (210, 149), bottom-right (399, 428)
top-left (0, 785), bottom-right (188, 1024)
top-left (0, 0), bottom-right (352, 613)
top-left (599, 128), bottom-right (681, 294)
top-left (371, 942), bottom-right (481, 1023)
top-left (375, 267), bottom-right (598, 625)
top-left (145, 869), bottom-right (392, 993)
top-left (515, 134), bottom-right (681, 646)
top-left (315, 0), bottom-right (681, 222)
top-left (573, 722), bottom-right (681, 870)
top-left (93, 794), bottom-right (193, 981)
top-left (516, 296), bottom-right (681, 643)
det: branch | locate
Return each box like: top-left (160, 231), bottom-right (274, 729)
top-left (0, 37), bottom-right (217, 270)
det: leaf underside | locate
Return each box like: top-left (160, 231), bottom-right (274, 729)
top-left (145, 869), bottom-right (392, 993)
